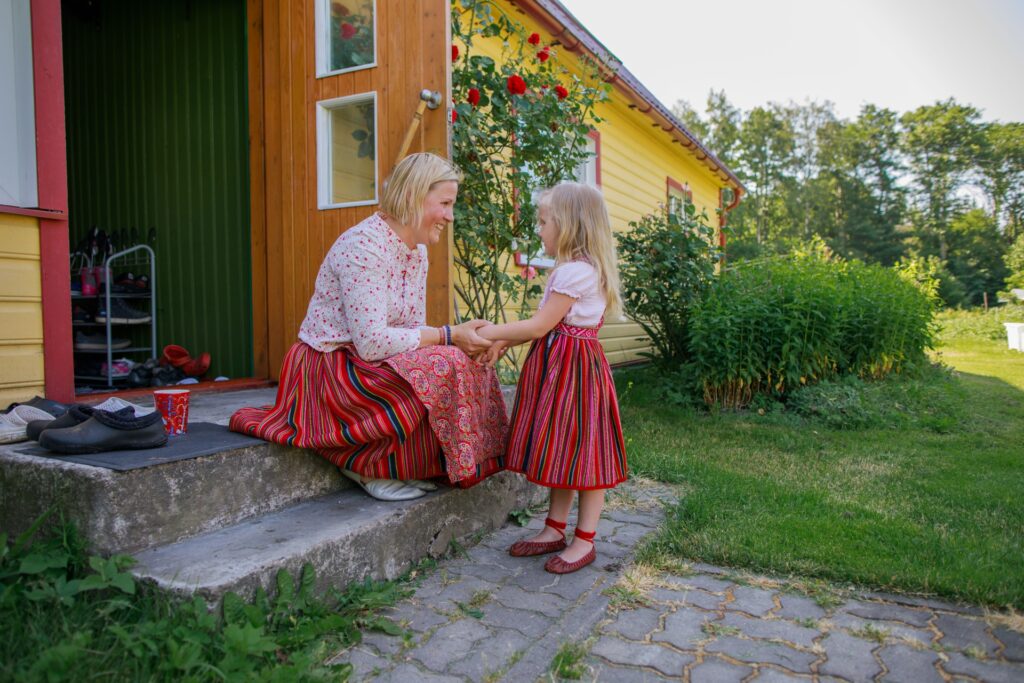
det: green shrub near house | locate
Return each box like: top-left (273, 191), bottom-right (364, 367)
top-left (681, 257), bottom-right (933, 409)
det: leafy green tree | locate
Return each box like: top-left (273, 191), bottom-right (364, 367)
top-left (977, 122), bottom-right (1024, 241)
top-left (946, 209), bottom-right (1008, 305)
top-left (733, 105), bottom-right (795, 245)
top-left (1002, 232), bottom-right (1024, 299)
top-left (900, 99), bottom-right (984, 260)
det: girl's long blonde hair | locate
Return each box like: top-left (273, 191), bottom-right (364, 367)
top-left (538, 182), bottom-right (622, 317)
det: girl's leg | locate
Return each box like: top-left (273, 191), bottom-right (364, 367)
top-left (558, 489), bottom-right (605, 563)
top-left (527, 487), bottom-right (575, 543)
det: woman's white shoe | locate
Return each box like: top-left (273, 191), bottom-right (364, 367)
top-left (405, 479), bottom-right (438, 491)
top-left (340, 469), bottom-right (427, 501)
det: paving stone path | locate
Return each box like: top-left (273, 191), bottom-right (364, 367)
top-left (329, 482), bottom-right (1024, 682)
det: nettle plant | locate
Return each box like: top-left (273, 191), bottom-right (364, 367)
top-left (451, 0), bottom-right (610, 330)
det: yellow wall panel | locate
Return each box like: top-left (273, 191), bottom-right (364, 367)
top-left (0, 302), bottom-right (44, 344)
top-left (0, 213), bottom-right (42, 257)
top-left (0, 213), bottom-right (44, 404)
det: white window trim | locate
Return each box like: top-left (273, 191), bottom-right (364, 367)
top-left (316, 91), bottom-right (379, 210)
top-left (314, 0), bottom-right (378, 79)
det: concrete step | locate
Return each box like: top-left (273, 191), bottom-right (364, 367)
top-left (0, 388), bottom-right (347, 555)
top-left (131, 471), bottom-right (540, 603)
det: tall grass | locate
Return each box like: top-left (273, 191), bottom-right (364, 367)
top-left (689, 257), bottom-right (935, 408)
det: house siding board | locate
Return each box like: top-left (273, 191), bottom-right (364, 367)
top-left (0, 212), bottom-right (44, 403)
top-left (61, 0), bottom-right (253, 380)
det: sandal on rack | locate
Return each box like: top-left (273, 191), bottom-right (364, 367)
top-left (544, 528), bottom-right (597, 574)
top-left (508, 517), bottom-right (567, 557)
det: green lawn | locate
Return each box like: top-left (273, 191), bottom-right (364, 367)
top-left (618, 309), bottom-right (1024, 607)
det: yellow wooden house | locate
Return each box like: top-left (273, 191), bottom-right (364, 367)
top-left (1, 0), bottom-right (740, 405)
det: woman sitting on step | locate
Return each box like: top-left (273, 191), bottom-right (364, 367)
top-left (230, 153), bottom-right (506, 501)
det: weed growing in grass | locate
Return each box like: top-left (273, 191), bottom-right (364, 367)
top-left (509, 508), bottom-right (533, 527)
top-left (548, 639), bottom-right (592, 680)
top-left (702, 622), bottom-right (741, 638)
top-left (484, 649), bottom-right (524, 683)
top-left (849, 624), bottom-right (890, 644)
top-left (0, 514), bottom-right (414, 682)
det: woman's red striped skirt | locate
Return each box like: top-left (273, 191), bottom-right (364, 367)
top-left (505, 322), bottom-right (627, 490)
top-left (229, 342), bottom-right (507, 487)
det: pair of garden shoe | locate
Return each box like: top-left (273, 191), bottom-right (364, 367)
top-left (0, 397), bottom-right (71, 444)
top-left (162, 344), bottom-right (211, 378)
top-left (340, 469), bottom-right (438, 501)
top-left (28, 397), bottom-right (165, 454)
top-left (508, 517), bottom-right (597, 574)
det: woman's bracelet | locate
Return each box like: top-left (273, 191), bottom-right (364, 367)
top-left (437, 325), bottom-right (452, 346)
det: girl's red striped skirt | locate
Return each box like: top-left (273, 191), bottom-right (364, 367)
top-left (505, 322), bottom-right (627, 490)
top-left (229, 342), bottom-right (507, 487)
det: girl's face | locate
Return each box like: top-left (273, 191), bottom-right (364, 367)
top-left (537, 204), bottom-right (558, 257)
top-left (414, 181), bottom-right (458, 245)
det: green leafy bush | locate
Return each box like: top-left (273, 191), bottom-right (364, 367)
top-left (688, 256), bottom-right (935, 409)
top-left (616, 203), bottom-right (720, 367)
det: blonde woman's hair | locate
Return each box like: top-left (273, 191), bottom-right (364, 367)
top-left (381, 153), bottom-right (463, 231)
top-left (538, 182), bottom-right (622, 317)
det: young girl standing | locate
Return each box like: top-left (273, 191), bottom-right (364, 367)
top-left (478, 182), bottom-right (627, 574)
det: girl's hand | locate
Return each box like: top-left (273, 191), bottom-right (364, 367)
top-left (480, 340), bottom-right (511, 367)
top-left (450, 320), bottom-right (493, 356)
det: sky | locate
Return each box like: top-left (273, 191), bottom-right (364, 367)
top-left (557, 0), bottom-right (1024, 123)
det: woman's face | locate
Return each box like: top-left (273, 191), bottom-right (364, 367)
top-left (414, 181), bottom-right (458, 245)
top-left (537, 204), bottom-right (558, 256)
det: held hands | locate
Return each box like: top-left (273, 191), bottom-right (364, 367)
top-left (478, 339), bottom-right (511, 367)
top-left (450, 319), bottom-right (493, 356)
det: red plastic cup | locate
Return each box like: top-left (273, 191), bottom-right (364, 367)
top-left (154, 389), bottom-right (190, 436)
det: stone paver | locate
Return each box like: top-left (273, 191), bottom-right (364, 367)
top-left (704, 635), bottom-right (817, 673)
top-left (727, 585), bottom-right (778, 617)
top-left (590, 635), bottom-right (694, 676)
top-left (327, 480), bottom-right (1024, 683)
top-left (818, 630), bottom-right (883, 681)
top-left (876, 643), bottom-right (943, 682)
top-left (688, 657), bottom-right (753, 682)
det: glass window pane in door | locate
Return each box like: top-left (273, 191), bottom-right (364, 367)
top-left (330, 98), bottom-right (376, 204)
top-left (329, 1), bottom-right (375, 72)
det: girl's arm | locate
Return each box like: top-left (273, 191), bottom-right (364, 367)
top-left (478, 293), bottom-right (576, 343)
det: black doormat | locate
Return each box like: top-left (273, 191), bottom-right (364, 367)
top-left (12, 422), bottom-right (265, 471)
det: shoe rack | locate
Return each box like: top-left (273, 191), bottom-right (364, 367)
top-left (72, 245), bottom-right (157, 389)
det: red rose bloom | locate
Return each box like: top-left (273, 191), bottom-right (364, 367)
top-left (528, 32), bottom-right (541, 45)
top-left (467, 88), bottom-right (481, 106)
top-left (554, 85), bottom-right (569, 100)
top-left (537, 47), bottom-right (550, 63)
top-left (451, 108), bottom-right (458, 123)
top-left (331, 3), bottom-right (350, 16)
top-left (507, 74), bottom-right (527, 95)
top-left (451, 44), bottom-right (459, 62)
top-left (340, 22), bottom-right (356, 39)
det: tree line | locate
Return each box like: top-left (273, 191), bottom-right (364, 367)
top-left (674, 93), bottom-right (1024, 306)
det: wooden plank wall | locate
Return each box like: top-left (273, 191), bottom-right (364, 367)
top-left (0, 213), bottom-right (45, 404)
top-left (250, 0), bottom-right (451, 378)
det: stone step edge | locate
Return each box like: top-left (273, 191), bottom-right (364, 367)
top-left (131, 471), bottom-right (542, 603)
top-left (0, 440), bottom-right (348, 557)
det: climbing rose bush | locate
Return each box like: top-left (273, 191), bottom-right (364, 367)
top-left (450, 0), bottom-right (610, 337)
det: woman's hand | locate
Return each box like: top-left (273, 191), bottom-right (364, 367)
top-left (450, 320), bottom-right (493, 356)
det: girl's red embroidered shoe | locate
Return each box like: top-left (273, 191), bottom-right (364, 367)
top-left (544, 528), bottom-right (597, 574)
top-left (509, 517), bottom-right (567, 557)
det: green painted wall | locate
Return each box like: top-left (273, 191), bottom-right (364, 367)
top-left (63, 0), bottom-right (252, 380)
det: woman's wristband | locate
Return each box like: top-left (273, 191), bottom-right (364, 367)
top-left (437, 325), bottom-right (452, 346)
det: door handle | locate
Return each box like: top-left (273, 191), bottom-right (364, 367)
top-left (395, 89), bottom-right (442, 167)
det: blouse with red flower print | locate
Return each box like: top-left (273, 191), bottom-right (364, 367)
top-left (298, 213), bottom-right (427, 361)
